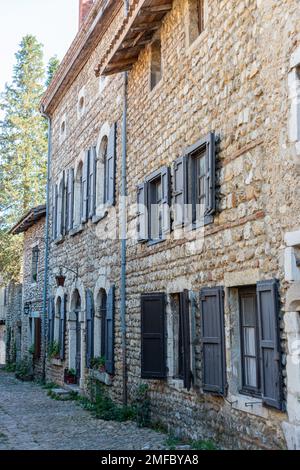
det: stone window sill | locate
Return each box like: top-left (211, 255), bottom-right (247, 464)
top-left (168, 378), bottom-right (185, 391)
top-left (70, 225), bottom-right (84, 237)
top-left (54, 235), bottom-right (64, 245)
top-left (89, 368), bottom-right (112, 386)
top-left (50, 357), bottom-right (63, 367)
top-left (92, 210), bottom-right (108, 225)
top-left (229, 392), bottom-right (269, 419)
top-left (186, 29), bottom-right (208, 56)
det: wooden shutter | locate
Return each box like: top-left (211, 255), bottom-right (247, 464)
top-left (64, 170), bottom-right (69, 234)
top-left (257, 280), bottom-right (283, 410)
top-left (68, 168), bottom-right (74, 231)
top-left (57, 176), bottom-right (63, 236)
top-left (105, 285), bottom-right (115, 374)
top-left (34, 318), bottom-right (41, 360)
top-left (200, 286), bottom-right (226, 395)
top-left (161, 166), bottom-right (171, 235)
top-left (180, 290), bottom-right (192, 390)
top-left (137, 183), bottom-right (148, 242)
top-left (86, 289), bottom-right (94, 368)
top-left (52, 185), bottom-right (58, 240)
top-left (81, 150), bottom-right (89, 223)
top-left (106, 123), bottom-right (117, 206)
top-left (59, 295), bottom-right (67, 360)
top-left (141, 293), bottom-right (166, 379)
top-left (89, 147), bottom-right (97, 218)
top-left (48, 297), bottom-right (55, 345)
top-left (173, 155), bottom-right (188, 227)
top-left (204, 132), bottom-right (216, 218)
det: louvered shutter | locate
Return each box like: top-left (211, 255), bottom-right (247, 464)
top-left (48, 297), bottom-right (55, 345)
top-left (141, 293), bottom-right (166, 379)
top-left (52, 185), bottom-right (58, 240)
top-left (200, 286), bottom-right (226, 395)
top-left (106, 123), bottom-right (116, 206)
top-left (65, 170), bottom-right (69, 234)
top-left (137, 183), bottom-right (148, 242)
top-left (173, 156), bottom-right (188, 227)
top-left (204, 132), bottom-right (216, 219)
top-left (86, 289), bottom-right (94, 368)
top-left (105, 285), bottom-right (115, 374)
top-left (81, 150), bottom-right (89, 223)
top-left (180, 290), bottom-right (192, 390)
top-left (161, 166), bottom-right (171, 235)
top-left (59, 295), bottom-right (67, 360)
top-left (68, 168), bottom-right (74, 231)
top-left (57, 177), bottom-right (63, 236)
top-left (89, 147), bottom-right (97, 218)
top-left (257, 280), bottom-right (283, 410)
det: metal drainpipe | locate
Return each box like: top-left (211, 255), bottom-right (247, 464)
top-left (40, 105), bottom-right (52, 382)
top-left (120, 0), bottom-right (129, 405)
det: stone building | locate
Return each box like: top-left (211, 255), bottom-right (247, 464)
top-left (10, 204), bottom-right (46, 378)
top-left (40, 0), bottom-right (300, 449)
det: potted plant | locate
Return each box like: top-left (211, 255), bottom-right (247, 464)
top-left (90, 356), bottom-right (106, 373)
top-left (64, 368), bottom-right (77, 385)
top-left (48, 341), bottom-right (60, 360)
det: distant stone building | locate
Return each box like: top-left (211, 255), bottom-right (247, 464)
top-left (39, 0), bottom-right (300, 449)
top-left (10, 205), bottom-right (46, 378)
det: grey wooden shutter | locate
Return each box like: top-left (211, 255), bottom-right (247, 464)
top-left (52, 185), bottom-right (58, 240)
top-left (105, 285), bottom-right (115, 374)
top-left (62, 171), bottom-right (66, 235)
top-left (89, 147), bottom-right (97, 218)
top-left (173, 155), bottom-right (188, 227)
top-left (161, 166), bottom-right (171, 235)
top-left (65, 170), bottom-right (69, 234)
top-left (141, 293), bottom-right (166, 379)
top-left (81, 150), bottom-right (89, 223)
top-left (86, 289), bottom-right (94, 368)
top-left (57, 177), bottom-right (63, 236)
top-left (257, 280), bottom-right (283, 410)
top-left (137, 183), bottom-right (148, 242)
top-left (204, 132), bottom-right (216, 220)
top-left (34, 317), bottom-right (41, 360)
top-left (68, 168), bottom-right (74, 231)
top-left (48, 296), bottom-right (55, 345)
top-left (200, 286), bottom-right (226, 395)
top-left (106, 123), bottom-right (117, 206)
top-left (180, 290), bottom-right (192, 390)
top-left (59, 295), bottom-right (67, 360)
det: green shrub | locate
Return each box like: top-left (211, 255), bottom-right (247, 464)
top-left (48, 341), bottom-right (60, 359)
top-left (15, 358), bottom-right (33, 381)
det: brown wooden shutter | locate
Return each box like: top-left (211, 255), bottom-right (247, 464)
top-left (59, 295), bottom-right (67, 360)
top-left (68, 168), bottom-right (74, 231)
top-left (141, 293), bottom-right (166, 379)
top-left (81, 150), bottom-right (89, 223)
top-left (137, 182), bottom-right (148, 242)
top-left (34, 318), bottom-right (41, 360)
top-left (200, 286), bottom-right (226, 395)
top-left (106, 123), bottom-right (116, 206)
top-left (257, 280), bottom-right (283, 410)
top-left (52, 185), bottom-right (58, 240)
top-left (86, 289), bottom-right (94, 368)
top-left (161, 166), bottom-right (171, 235)
top-left (173, 155), bottom-right (188, 227)
top-left (180, 290), bottom-right (192, 390)
top-left (89, 147), bottom-right (97, 218)
top-left (204, 132), bottom-right (216, 221)
top-left (105, 285), bottom-right (115, 375)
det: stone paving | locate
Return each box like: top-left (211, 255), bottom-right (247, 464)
top-left (0, 371), bottom-right (167, 450)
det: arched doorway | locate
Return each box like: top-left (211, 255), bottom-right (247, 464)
top-left (94, 288), bottom-right (107, 359)
top-left (69, 289), bottom-right (82, 384)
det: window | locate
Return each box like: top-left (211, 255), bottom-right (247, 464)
top-left (141, 293), bottom-right (166, 379)
top-left (137, 167), bottom-right (170, 243)
top-left (96, 136), bottom-right (108, 213)
top-left (187, 0), bottom-right (206, 46)
top-left (173, 132), bottom-right (216, 228)
top-left (66, 168), bottom-right (74, 232)
top-left (170, 291), bottom-right (192, 389)
top-left (57, 175), bottom-right (65, 237)
top-left (94, 289), bottom-right (107, 360)
top-left (237, 281), bottom-right (283, 410)
top-left (150, 36), bottom-right (162, 90)
top-left (74, 162), bottom-right (83, 227)
top-left (30, 317), bottom-right (41, 360)
top-left (239, 287), bottom-right (260, 395)
top-left (31, 247), bottom-right (39, 283)
top-left (52, 184), bottom-right (58, 239)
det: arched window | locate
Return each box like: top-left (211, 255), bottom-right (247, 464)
top-left (94, 289), bottom-right (107, 359)
top-left (74, 162), bottom-right (83, 227)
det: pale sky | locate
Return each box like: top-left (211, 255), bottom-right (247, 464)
top-left (0, 0), bottom-right (79, 93)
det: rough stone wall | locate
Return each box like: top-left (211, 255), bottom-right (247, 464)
top-left (21, 218), bottom-right (46, 378)
top-left (5, 282), bottom-right (22, 365)
top-left (46, 0), bottom-right (300, 449)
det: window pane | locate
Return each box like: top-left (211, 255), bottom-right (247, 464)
top-left (243, 327), bottom-right (256, 356)
top-left (244, 357), bottom-right (257, 388)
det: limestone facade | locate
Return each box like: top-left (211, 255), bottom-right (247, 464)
top-left (40, 0), bottom-right (300, 449)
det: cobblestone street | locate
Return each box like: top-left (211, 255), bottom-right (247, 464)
top-left (0, 371), bottom-right (167, 450)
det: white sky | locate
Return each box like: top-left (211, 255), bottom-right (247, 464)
top-left (0, 0), bottom-right (79, 92)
